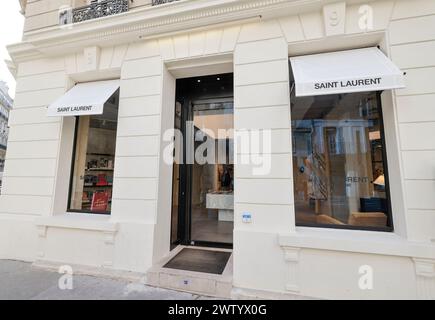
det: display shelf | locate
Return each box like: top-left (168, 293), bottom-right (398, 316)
top-left (84, 185), bottom-right (113, 188)
top-left (85, 168), bottom-right (114, 171)
top-left (86, 153), bottom-right (114, 157)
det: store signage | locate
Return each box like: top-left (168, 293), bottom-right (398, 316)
top-left (290, 47), bottom-right (405, 97)
top-left (314, 77), bottom-right (381, 91)
top-left (47, 80), bottom-right (120, 117)
top-left (48, 104), bottom-right (104, 117)
top-left (56, 106), bottom-right (93, 113)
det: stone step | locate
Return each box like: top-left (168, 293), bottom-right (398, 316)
top-left (146, 246), bottom-right (233, 298)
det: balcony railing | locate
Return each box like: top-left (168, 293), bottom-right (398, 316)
top-left (60, 0), bottom-right (129, 25)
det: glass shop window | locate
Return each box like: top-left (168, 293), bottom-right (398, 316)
top-left (291, 92), bottom-right (393, 231)
top-left (68, 90), bottom-right (119, 215)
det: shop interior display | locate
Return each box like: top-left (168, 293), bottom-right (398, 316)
top-left (291, 91), bottom-right (390, 229)
top-left (69, 90), bottom-right (119, 214)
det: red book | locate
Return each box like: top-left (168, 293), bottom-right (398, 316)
top-left (91, 191), bottom-right (109, 212)
top-left (96, 174), bottom-right (108, 186)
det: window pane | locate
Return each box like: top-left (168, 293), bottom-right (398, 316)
top-left (69, 90), bottom-right (119, 214)
top-left (291, 92), bottom-right (392, 230)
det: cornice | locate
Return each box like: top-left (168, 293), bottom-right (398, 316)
top-left (18, 0), bottom-right (27, 15)
top-left (8, 0), bottom-right (322, 63)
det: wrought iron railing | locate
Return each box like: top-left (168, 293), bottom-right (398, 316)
top-left (73, 0), bottom-right (129, 23)
top-left (152, 0), bottom-right (181, 5)
top-left (60, 0), bottom-right (129, 25)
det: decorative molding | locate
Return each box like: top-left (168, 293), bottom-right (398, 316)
top-left (19, 0), bottom-right (27, 15)
top-left (37, 225), bottom-right (47, 238)
top-left (413, 258), bottom-right (435, 299)
top-left (36, 225), bottom-right (47, 259)
top-left (413, 258), bottom-right (435, 278)
top-left (103, 230), bottom-right (117, 245)
top-left (9, 0), bottom-right (321, 62)
top-left (282, 246), bottom-right (300, 294)
top-left (103, 230), bottom-right (117, 268)
top-left (283, 246), bottom-right (300, 263)
top-left (5, 60), bottom-right (17, 79)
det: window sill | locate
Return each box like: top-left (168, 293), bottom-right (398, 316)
top-left (279, 227), bottom-right (435, 260)
top-left (35, 213), bottom-right (118, 233)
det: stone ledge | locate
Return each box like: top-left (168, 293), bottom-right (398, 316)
top-left (35, 213), bottom-right (118, 233)
top-left (279, 227), bottom-right (435, 260)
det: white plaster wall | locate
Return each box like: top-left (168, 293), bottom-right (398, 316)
top-left (232, 20), bottom-right (294, 292)
top-left (0, 56), bottom-right (66, 260)
top-left (2, 0), bottom-right (435, 299)
top-left (389, 0), bottom-right (435, 243)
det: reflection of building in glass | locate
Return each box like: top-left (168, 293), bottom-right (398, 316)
top-left (292, 93), bottom-right (388, 228)
top-left (0, 81), bottom-right (12, 191)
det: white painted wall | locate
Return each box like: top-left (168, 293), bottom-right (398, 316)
top-left (2, 0), bottom-right (435, 299)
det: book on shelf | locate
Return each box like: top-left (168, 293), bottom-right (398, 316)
top-left (91, 191), bottom-right (110, 212)
top-left (96, 174), bottom-right (108, 186)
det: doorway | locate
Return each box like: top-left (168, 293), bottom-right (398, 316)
top-left (171, 73), bottom-right (234, 248)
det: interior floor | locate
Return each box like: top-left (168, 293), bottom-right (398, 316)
top-left (191, 207), bottom-right (233, 244)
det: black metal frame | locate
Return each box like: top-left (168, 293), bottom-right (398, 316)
top-left (67, 116), bottom-right (112, 216)
top-left (294, 91), bottom-right (394, 232)
top-left (175, 99), bottom-right (234, 249)
top-left (171, 74), bottom-right (234, 249)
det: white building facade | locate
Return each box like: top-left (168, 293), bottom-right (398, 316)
top-left (1, 0), bottom-right (435, 299)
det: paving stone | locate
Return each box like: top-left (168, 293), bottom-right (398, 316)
top-left (0, 260), bottom-right (212, 300)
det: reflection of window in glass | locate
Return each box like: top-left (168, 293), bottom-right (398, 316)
top-left (68, 90), bottom-right (119, 215)
top-left (291, 92), bottom-right (392, 231)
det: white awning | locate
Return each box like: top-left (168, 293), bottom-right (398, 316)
top-left (47, 79), bottom-right (120, 117)
top-left (290, 47), bottom-right (405, 97)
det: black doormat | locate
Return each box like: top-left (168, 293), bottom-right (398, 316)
top-left (163, 248), bottom-right (231, 275)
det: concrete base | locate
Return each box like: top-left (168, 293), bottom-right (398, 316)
top-left (147, 245), bottom-right (233, 298)
top-left (231, 287), bottom-right (316, 300)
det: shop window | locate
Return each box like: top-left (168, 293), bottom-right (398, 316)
top-left (68, 90), bottom-right (119, 215)
top-left (291, 92), bottom-right (393, 231)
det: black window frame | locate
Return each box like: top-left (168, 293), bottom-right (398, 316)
top-left (67, 96), bottom-right (119, 216)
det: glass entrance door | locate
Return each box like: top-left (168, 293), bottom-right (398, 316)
top-left (188, 100), bottom-right (234, 246)
top-left (171, 73), bottom-right (234, 249)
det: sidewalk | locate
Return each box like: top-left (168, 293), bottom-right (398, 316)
top-left (0, 260), bottom-right (214, 300)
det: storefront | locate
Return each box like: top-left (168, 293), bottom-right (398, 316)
top-left (2, 0), bottom-right (435, 299)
